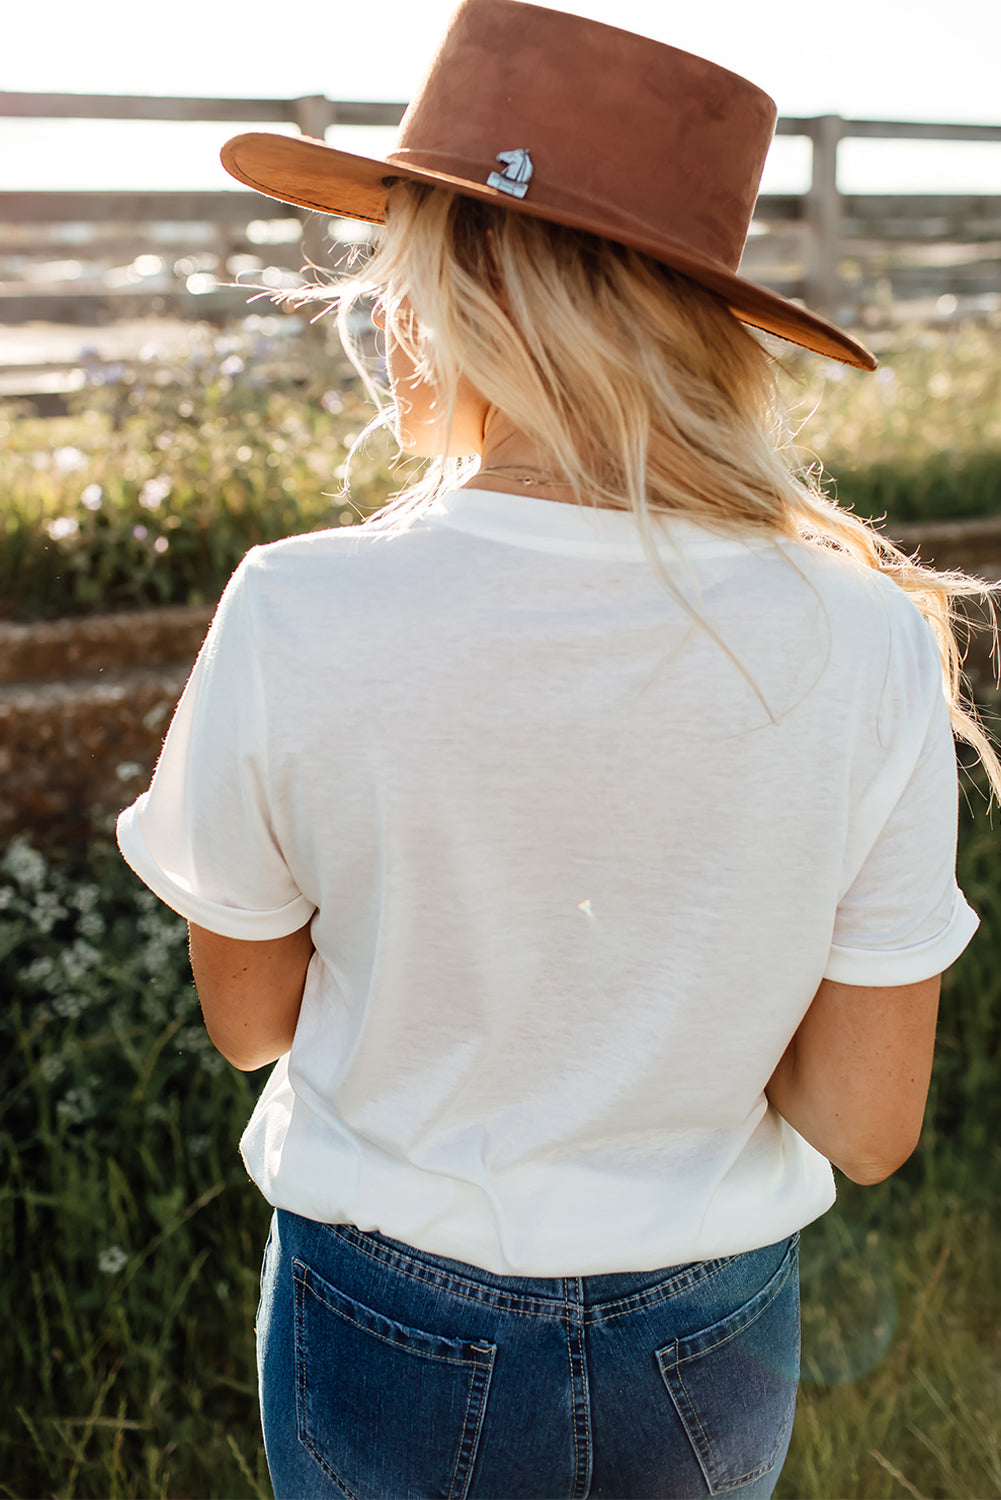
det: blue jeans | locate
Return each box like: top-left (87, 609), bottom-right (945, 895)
top-left (257, 1209), bottom-right (800, 1499)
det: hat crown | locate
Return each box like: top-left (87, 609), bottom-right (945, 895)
top-left (218, 0), bottom-right (875, 366)
top-left (389, 0), bottom-right (777, 271)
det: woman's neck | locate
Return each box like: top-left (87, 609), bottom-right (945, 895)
top-left (461, 416), bottom-right (579, 505)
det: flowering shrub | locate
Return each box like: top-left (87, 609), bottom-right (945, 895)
top-left (1, 837), bottom-right (224, 1143)
top-left (1, 814), bottom-right (999, 1496)
top-left (785, 318), bottom-right (1001, 523)
top-left (3, 318), bottom-right (1001, 622)
top-left (0, 838), bottom-right (273, 1496)
top-left (0, 315), bottom-right (397, 621)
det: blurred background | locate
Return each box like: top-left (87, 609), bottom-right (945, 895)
top-left (1, 3), bottom-right (999, 1498)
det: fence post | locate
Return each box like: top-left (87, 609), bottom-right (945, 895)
top-left (292, 96), bottom-right (337, 304)
top-left (804, 114), bottom-right (843, 319)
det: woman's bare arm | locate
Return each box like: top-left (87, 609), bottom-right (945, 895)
top-left (188, 921), bottom-right (315, 1071)
top-left (766, 974), bottom-right (941, 1184)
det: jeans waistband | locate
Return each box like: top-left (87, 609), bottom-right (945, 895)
top-left (317, 1218), bottom-right (797, 1324)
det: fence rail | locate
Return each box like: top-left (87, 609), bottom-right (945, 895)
top-left (2, 92), bottom-right (999, 337)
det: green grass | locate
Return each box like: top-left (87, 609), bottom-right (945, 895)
top-left (2, 318), bottom-right (999, 622)
top-left (780, 320), bottom-right (1001, 526)
top-left (0, 319), bottom-right (397, 622)
top-left (2, 781), bottom-right (999, 1498)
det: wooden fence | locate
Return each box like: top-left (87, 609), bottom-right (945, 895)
top-left (1, 91), bottom-right (1000, 334)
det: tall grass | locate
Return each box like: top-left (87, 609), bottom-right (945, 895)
top-left (2, 318), bottom-right (999, 622)
top-left (0, 838), bottom-right (273, 1498)
top-left (0, 317), bottom-right (396, 622)
top-left (779, 319), bottom-right (1001, 525)
top-left (2, 779), bottom-right (999, 1498)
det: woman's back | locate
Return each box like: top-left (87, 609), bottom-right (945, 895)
top-left (120, 487), bottom-right (974, 1275)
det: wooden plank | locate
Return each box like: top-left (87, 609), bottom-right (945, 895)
top-left (838, 119), bottom-right (1001, 143)
top-left (0, 191), bottom-right (301, 224)
top-left (0, 92), bottom-right (407, 125)
top-left (1, 94), bottom-right (994, 141)
top-left (841, 193), bottom-right (1001, 218)
top-left (751, 195), bottom-right (806, 223)
top-left (841, 197), bottom-right (1001, 241)
top-left (0, 288), bottom-right (264, 324)
top-left (5, 188), bottom-right (976, 235)
top-left (858, 266), bottom-right (1001, 296)
top-left (0, 240), bottom-right (309, 267)
top-left (776, 117), bottom-right (1001, 143)
top-left (0, 91), bottom-right (295, 121)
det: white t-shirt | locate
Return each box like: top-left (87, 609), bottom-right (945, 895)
top-left (117, 490), bottom-right (978, 1276)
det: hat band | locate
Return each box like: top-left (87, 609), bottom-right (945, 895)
top-left (385, 148), bottom-right (743, 274)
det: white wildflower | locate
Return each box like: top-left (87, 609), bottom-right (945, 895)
top-left (98, 1246), bottom-right (129, 1275)
top-left (78, 910), bottom-right (105, 940)
top-left (81, 483), bottom-right (103, 510)
top-left (60, 940), bottom-right (101, 983)
top-left (53, 446), bottom-right (87, 474)
top-left (139, 476), bottom-right (172, 510)
top-left (24, 955), bottom-right (57, 984)
top-left (52, 993), bottom-right (87, 1020)
top-left (40, 1055), bottom-right (64, 1083)
top-left (56, 1086), bottom-right (95, 1126)
top-left (3, 841), bottom-right (47, 890)
top-left (43, 516), bottom-right (80, 541)
top-left (28, 891), bottom-right (68, 935)
top-left (70, 883), bottom-right (100, 914)
top-left (153, 536), bottom-right (169, 555)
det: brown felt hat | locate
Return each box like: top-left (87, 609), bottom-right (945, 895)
top-left (221, 0), bottom-right (876, 370)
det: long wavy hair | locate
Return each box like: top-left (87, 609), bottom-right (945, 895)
top-left (323, 180), bottom-right (1000, 796)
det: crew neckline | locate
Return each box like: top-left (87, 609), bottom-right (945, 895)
top-left (425, 489), bottom-right (788, 560)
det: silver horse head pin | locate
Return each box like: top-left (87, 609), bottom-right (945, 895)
top-left (487, 148), bottom-right (533, 198)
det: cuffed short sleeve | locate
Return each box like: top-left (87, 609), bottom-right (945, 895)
top-left (824, 625), bottom-right (979, 986)
top-left (116, 553), bottom-right (316, 940)
top-left (825, 887), bottom-right (979, 985)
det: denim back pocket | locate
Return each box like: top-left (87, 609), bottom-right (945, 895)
top-left (292, 1256), bottom-right (496, 1500)
top-left (656, 1237), bottom-right (800, 1495)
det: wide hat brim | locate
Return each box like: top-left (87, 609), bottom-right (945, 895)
top-left (221, 2), bottom-right (876, 371)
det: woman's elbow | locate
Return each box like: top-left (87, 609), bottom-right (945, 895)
top-left (832, 1128), bottom-right (923, 1186)
top-left (203, 1019), bottom-right (291, 1072)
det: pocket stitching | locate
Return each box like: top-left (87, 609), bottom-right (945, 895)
top-left (294, 1270), bottom-right (359, 1500)
top-left (294, 1258), bottom-right (495, 1368)
top-left (446, 1347), bottom-right (495, 1500)
top-left (669, 1353), bottom-right (795, 1492)
top-left (673, 1251), bottom-right (793, 1366)
top-left (292, 1257), bottom-right (496, 1500)
top-left (656, 1240), bottom-right (799, 1493)
top-left (325, 1221), bottom-right (741, 1325)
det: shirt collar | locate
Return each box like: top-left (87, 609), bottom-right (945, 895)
top-left (425, 488), bottom-right (783, 561)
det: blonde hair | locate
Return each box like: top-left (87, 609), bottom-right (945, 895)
top-left (328, 180), bottom-right (1000, 797)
